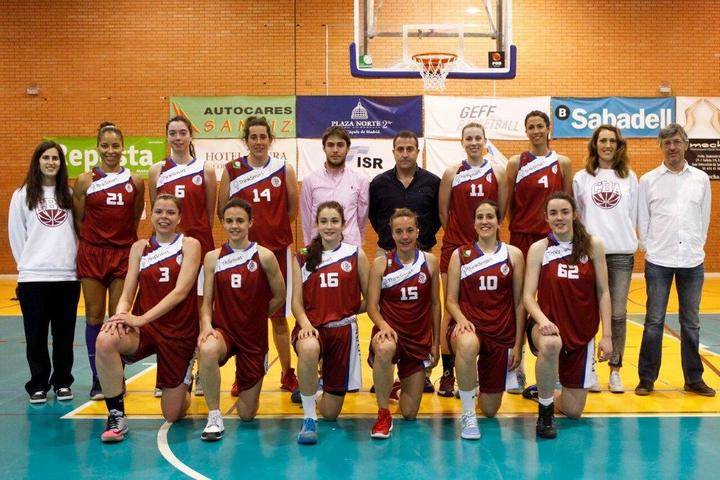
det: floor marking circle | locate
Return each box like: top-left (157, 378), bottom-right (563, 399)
top-left (157, 421), bottom-right (210, 480)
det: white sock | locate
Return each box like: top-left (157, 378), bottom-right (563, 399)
top-left (458, 389), bottom-right (477, 414)
top-left (538, 396), bottom-right (553, 407)
top-left (301, 394), bottom-right (318, 420)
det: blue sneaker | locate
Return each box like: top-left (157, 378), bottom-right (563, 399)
top-left (297, 418), bottom-right (318, 445)
top-left (522, 384), bottom-right (539, 402)
top-left (460, 412), bottom-right (481, 440)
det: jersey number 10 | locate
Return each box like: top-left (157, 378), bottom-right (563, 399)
top-left (478, 276), bottom-right (498, 291)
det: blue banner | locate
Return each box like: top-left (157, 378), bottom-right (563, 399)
top-left (551, 97), bottom-right (675, 138)
top-left (297, 96), bottom-right (423, 138)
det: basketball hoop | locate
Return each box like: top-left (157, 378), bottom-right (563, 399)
top-left (412, 52), bottom-right (457, 91)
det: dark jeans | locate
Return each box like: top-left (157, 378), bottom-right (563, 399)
top-left (637, 261), bottom-right (705, 384)
top-left (606, 254), bottom-right (634, 367)
top-left (18, 281), bottom-right (81, 395)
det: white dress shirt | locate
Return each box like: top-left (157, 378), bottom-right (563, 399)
top-left (637, 162), bottom-right (711, 268)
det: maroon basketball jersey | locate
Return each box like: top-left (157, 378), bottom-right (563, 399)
top-left (212, 242), bottom-right (271, 351)
top-left (156, 158), bottom-right (214, 256)
top-left (299, 243), bottom-right (361, 327)
top-left (132, 234), bottom-right (199, 340)
top-left (444, 159), bottom-right (499, 247)
top-left (509, 151), bottom-right (564, 235)
top-left (379, 250), bottom-right (433, 350)
top-left (226, 156), bottom-right (293, 251)
top-left (537, 233), bottom-right (599, 350)
top-left (81, 167), bottom-right (138, 247)
top-left (457, 242), bottom-right (516, 347)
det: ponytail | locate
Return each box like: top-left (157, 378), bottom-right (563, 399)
top-left (305, 235), bottom-right (324, 272)
top-left (570, 217), bottom-right (592, 263)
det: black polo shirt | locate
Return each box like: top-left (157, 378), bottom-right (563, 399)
top-left (369, 166), bottom-right (441, 250)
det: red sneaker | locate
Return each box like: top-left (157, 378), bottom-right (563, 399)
top-left (389, 380), bottom-right (401, 401)
top-left (371, 408), bottom-right (393, 439)
top-left (437, 372), bottom-right (455, 397)
top-left (281, 368), bottom-right (299, 392)
top-left (230, 380), bottom-right (240, 397)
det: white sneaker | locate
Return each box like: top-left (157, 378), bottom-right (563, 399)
top-left (201, 410), bottom-right (224, 442)
top-left (609, 371), bottom-right (624, 393)
top-left (460, 412), bottom-right (481, 440)
top-left (154, 387), bottom-right (162, 398)
top-left (589, 380), bottom-right (602, 393)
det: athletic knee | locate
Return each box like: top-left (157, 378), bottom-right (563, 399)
top-left (538, 336), bottom-right (562, 357)
top-left (297, 339), bottom-right (320, 359)
top-left (401, 411), bottom-right (418, 421)
top-left (198, 341), bottom-right (222, 365)
top-left (95, 332), bottom-right (119, 356)
top-left (480, 405), bottom-right (500, 418)
top-left (372, 341), bottom-right (396, 362)
top-left (455, 333), bottom-right (479, 360)
top-left (564, 406), bottom-right (584, 419)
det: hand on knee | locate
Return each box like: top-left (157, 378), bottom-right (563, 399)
top-left (95, 332), bottom-right (118, 358)
top-left (372, 341), bottom-right (396, 364)
top-left (538, 336), bottom-right (562, 357)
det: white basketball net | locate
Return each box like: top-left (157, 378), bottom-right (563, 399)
top-left (413, 54), bottom-right (456, 91)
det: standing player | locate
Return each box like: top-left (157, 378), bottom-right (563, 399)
top-left (522, 192), bottom-right (612, 439)
top-left (573, 125), bottom-right (638, 393)
top-left (507, 111), bottom-right (573, 257)
top-left (197, 198), bottom-right (286, 441)
top-left (437, 122), bottom-right (508, 397)
top-left (445, 200), bottom-right (525, 440)
top-left (95, 194), bottom-right (201, 442)
top-left (292, 201), bottom-right (369, 445)
top-left (73, 122), bottom-right (145, 400)
top-left (366, 208), bottom-right (441, 439)
top-left (149, 115), bottom-right (215, 395)
top-left (506, 111), bottom-right (572, 394)
top-left (216, 116), bottom-right (299, 396)
top-left (149, 115), bottom-right (215, 257)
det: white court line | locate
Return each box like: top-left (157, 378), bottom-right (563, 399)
top-left (61, 363), bottom-right (158, 419)
top-left (157, 422), bottom-right (210, 480)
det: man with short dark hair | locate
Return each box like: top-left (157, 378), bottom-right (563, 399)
top-left (635, 123), bottom-right (714, 397)
top-left (369, 130), bottom-right (440, 255)
top-left (300, 126), bottom-right (369, 247)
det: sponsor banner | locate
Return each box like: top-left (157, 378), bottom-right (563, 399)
top-left (677, 97), bottom-right (720, 180)
top-left (297, 138), bottom-right (424, 181)
top-left (551, 97), bottom-right (675, 138)
top-left (193, 138), bottom-right (298, 181)
top-left (297, 96), bottom-right (422, 138)
top-left (169, 96), bottom-right (296, 139)
top-left (46, 136), bottom-right (165, 178)
top-left (424, 96), bottom-right (551, 140)
top-left (425, 139), bottom-right (507, 177)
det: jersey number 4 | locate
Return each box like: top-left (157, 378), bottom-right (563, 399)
top-left (557, 264), bottom-right (579, 279)
top-left (537, 175), bottom-right (549, 188)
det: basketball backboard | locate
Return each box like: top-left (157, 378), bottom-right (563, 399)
top-left (351, 0), bottom-right (516, 79)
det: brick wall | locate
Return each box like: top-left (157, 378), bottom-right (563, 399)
top-left (1, 1), bottom-right (718, 272)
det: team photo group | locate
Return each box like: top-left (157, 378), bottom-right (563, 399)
top-left (9, 109), bottom-right (713, 447)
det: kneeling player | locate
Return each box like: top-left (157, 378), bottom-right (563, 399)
top-left (95, 194), bottom-right (200, 442)
top-left (445, 201), bottom-right (526, 440)
top-left (522, 192), bottom-right (612, 439)
top-left (197, 198), bottom-right (285, 441)
top-left (367, 208), bottom-right (440, 438)
top-left (292, 201), bottom-right (369, 445)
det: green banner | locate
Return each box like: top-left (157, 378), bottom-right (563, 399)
top-left (169, 96), bottom-right (296, 139)
top-left (46, 136), bottom-right (166, 178)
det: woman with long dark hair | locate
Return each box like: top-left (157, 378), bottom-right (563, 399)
top-left (9, 140), bottom-right (80, 403)
top-left (522, 191), bottom-right (612, 439)
top-left (573, 125), bottom-right (637, 393)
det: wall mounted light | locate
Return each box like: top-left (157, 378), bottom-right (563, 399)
top-left (658, 81), bottom-right (671, 96)
top-left (26, 83), bottom-right (40, 96)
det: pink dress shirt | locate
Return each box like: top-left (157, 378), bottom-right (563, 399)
top-left (300, 164), bottom-right (370, 247)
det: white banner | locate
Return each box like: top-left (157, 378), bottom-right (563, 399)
top-left (424, 95), bottom-right (551, 140)
top-left (193, 138), bottom-right (298, 181)
top-left (297, 138), bottom-right (425, 181)
top-left (676, 97), bottom-right (720, 139)
top-left (425, 139), bottom-right (508, 177)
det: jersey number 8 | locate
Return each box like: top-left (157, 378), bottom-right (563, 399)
top-left (231, 274), bottom-right (242, 288)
